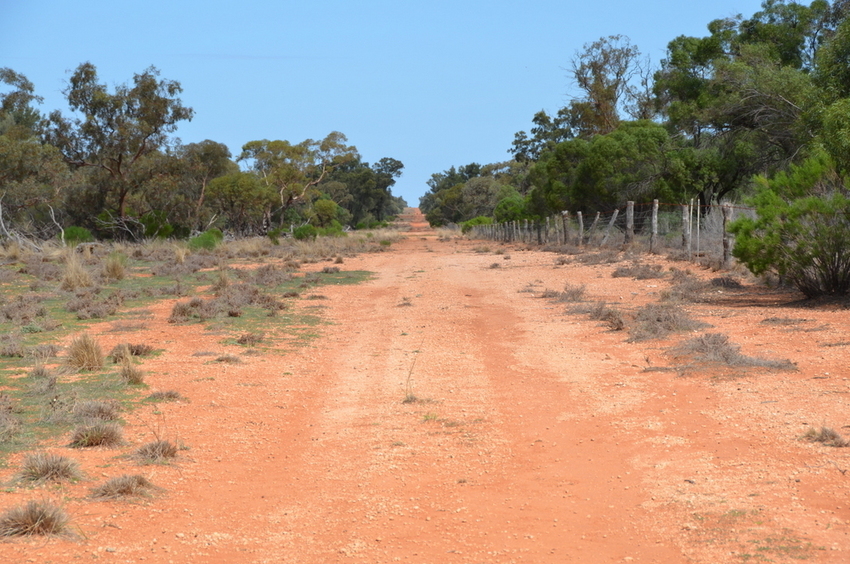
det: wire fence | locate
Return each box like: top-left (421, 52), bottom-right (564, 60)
top-left (468, 200), bottom-right (758, 267)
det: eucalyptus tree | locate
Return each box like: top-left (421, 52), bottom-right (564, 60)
top-left (44, 62), bottom-right (194, 225)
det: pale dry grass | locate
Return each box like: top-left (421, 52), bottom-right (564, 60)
top-left (60, 252), bottom-right (93, 291)
top-left (102, 252), bottom-right (126, 281)
top-left (91, 474), bottom-right (160, 499)
top-left (17, 452), bottom-right (81, 483)
top-left (66, 333), bottom-right (103, 371)
top-left (120, 360), bottom-right (145, 385)
top-left (0, 500), bottom-right (71, 537)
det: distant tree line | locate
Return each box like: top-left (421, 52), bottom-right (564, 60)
top-left (420, 1), bottom-right (850, 297)
top-left (421, 0), bottom-right (850, 224)
top-left (0, 63), bottom-right (406, 241)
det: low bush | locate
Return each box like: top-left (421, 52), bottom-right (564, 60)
top-left (671, 333), bottom-right (795, 370)
top-left (461, 216), bottom-right (494, 234)
top-left (63, 226), bottom-right (94, 245)
top-left (629, 303), bottom-right (709, 342)
top-left (612, 263), bottom-right (666, 280)
top-left (293, 224), bottom-right (318, 240)
top-left (188, 229), bottom-right (224, 251)
top-left (560, 283), bottom-right (586, 302)
top-left (0, 408), bottom-right (20, 444)
top-left (0, 333), bottom-right (25, 358)
top-left (589, 302), bottom-right (626, 331)
top-left (1, 294), bottom-right (47, 324)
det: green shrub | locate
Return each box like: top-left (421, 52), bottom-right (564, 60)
top-left (267, 227), bottom-right (287, 245)
top-left (140, 211), bottom-right (175, 238)
top-left (461, 216), bottom-right (494, 234)
top-left (293, 224), bottom-right (318, 240)
top-left (318, 221), bottom-right (346, 237)
top-left (63, 226), bottom-right (94, 245)
top-left (730, 153), bottom-right (850, 297)
top-left (188, 229), bottom-right (224, 251)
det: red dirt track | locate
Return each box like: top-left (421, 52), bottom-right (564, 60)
top-left (1, 208), bottom-right (849, 563)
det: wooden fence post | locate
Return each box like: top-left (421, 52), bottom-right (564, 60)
top-left (682, 204), bottom-right (691, 259)
top-left (722, 203), bottom-right (733, 268)
top-left (624, 201), bottom-right (635, 245)
top-left (601, 209), bottom-right (619, 246)
top-left (561, 211), bottom-right (570, 245)
top-left (649, 199), bottom-right (659, 253)
top-left (576, 212), bottom-right (584, 246)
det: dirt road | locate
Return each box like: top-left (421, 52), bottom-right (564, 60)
top-left (3, 208), bottom-right (849, 563)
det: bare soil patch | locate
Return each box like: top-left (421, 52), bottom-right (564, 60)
top-left (1, 209), bottom-right (848, 563)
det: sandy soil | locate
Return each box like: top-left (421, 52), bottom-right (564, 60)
top-left (1, 208), bottom-right (849, 563)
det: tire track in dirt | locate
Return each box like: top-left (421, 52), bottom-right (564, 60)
top-left (263, 233), bottom-right (684, 563)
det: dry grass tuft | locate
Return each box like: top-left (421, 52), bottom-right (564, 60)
top-left (801, 426), bottom-right (850, 447)
top-left (66, 333), bottom-right (104, 371)
top-left (60, 253), bottom-right (93, 291)
top-left (215, 354), bottom-right (241, 364)
top-left (134, 440), bottom-right (178, 464)
top-left (73, 400), bottom-right (119, 422)
top-left (69, 422), bottom-right (123, 448)
top-left (147, 390), bottom-right (186, 402)
top-left (102, 252), bottom-right (126, 281)
top-left (236, 332), bottom-right (265, 346)
top-left (0, 500), bottom-right (71, 537)
top-left (110, 343), bottom-right (132, 364)
top-left (91, 474), bottom-right (160, 499)
top-left (18, 452), bottom-right (81, 483)
top-left (120, 362), bottom-right (145, 385)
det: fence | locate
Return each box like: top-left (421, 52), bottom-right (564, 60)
top-left (468, 200), bottom-right (757, 267)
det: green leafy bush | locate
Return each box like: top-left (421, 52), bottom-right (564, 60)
top-left (293, 224), bottom-right (318, 240)
top-left (267, 227), bottom-right (287, 245)
top-left (188, 228), bottom-right (224, 250)
top-left (63, 226), bottom-right (94, 245)
top-left (461, 216), bottom-right (494, 234)
top-left (730, 153), bottom-right (850, 297)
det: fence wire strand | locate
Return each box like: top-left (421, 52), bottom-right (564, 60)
top-left (467, 201), bottom-right (759, 265)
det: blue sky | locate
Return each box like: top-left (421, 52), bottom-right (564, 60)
top-left (3, 0), bottom-right (766, 206)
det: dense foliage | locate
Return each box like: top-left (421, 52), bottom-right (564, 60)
top-left (730, 152), bottom-right (850, 297)
top-left (0, 64), bottom-right (406, 240)
top-left (422, 0), bottom-right (850, 225)
top-left (414, 1), bottom-right (850, 296)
